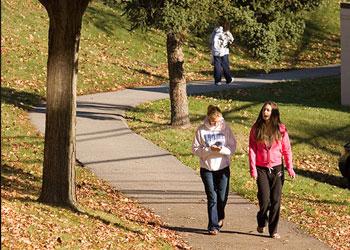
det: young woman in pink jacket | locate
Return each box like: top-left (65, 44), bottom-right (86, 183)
top-left (249, 101), bottom-right (296, 239)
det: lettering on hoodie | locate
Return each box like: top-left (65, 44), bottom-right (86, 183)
top-left (204, 133), bottom-right (225, 147)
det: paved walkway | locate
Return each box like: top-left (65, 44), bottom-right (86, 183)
top-left (29, 65), bottom-right (340, 249)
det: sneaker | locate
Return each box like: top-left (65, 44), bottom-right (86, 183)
top-left (257, 226), bottom-right (265, 233)
top-left (271, 233), bottom-right (281, 239)
top-left (218, 219), bottom-right (224, 229)
top-left (215, 82), bottom-right (222, 86)
top-left (226, 77), bottom-right (234, 84)
top-left (208, 229), bottom-right (219, 235)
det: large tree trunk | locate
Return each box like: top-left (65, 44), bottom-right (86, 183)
top-left (166, 32), bottom-right (190, 128)
top-left (38, 0), bottom-right (89, 208)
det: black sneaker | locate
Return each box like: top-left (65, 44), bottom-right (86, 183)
top-left (226, 77), bottom-right (234, 84)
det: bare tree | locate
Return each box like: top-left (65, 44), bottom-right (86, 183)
top-left (123, 1), bottom-right (213, 127)
top-left (166, 32), bottom-right (189, 127)
top-left (38, 0), bottom-right (90, 209)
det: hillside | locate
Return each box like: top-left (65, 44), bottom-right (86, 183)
top-left (1, 0), bottom-right (342, 249)
top-left (2, 0), bottom-right (340, 98)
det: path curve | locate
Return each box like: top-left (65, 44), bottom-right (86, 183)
top-left (29, 65), bottom-right (340, 249)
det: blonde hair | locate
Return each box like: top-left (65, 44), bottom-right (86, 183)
top-left (207, 105), bottom-right (222, 119)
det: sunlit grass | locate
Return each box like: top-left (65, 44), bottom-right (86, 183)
top-left (126, 76), bottom-right (350, 249)
top-left (1, 102), bottom-right (181, 249)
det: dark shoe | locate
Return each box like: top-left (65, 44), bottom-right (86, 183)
top-left (271, 233), bottom-right (281, 239)
top-left (226, 77), bottom-right (234, 84)
top-left (218, 219), bottom-right (224, 229)
top-left (208, 229), bottom-right (219, 235)
top-left (257, 226), bottom-right (265, 233)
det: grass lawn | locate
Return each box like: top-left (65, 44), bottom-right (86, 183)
top-left (126, 76), bottom-right (350, 250)
top-left (1, 0), bottom-right (340, 97)
top-left (1, 101), bottom-right (189, 249)
top-left (1, 0), bottom-right (343, 248)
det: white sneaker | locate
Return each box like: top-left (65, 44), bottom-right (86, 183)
top-left (215, 82), bottom-right (222, 86)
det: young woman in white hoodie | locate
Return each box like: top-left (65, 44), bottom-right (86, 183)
top-left (192, 105), bottom-right (237, 235)
top-left (210, 19), bottom-right (235, 85)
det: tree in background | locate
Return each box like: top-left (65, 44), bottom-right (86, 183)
top-left (229, 0), bottom-right (323, 67)
top-left (123, 0), bottom-right (213, 127)
top-left (37, 0), bottom-right (90, 209)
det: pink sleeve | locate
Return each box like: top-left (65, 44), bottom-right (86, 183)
top-left (249, 127), bottom-right (257, 178)
top-left (281, 127), bottom-right (293, 171)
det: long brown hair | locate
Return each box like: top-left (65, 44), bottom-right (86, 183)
top-left (254, 101), bottom-right (281, 143)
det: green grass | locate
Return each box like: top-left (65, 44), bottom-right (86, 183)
top-left (126, 76), bottom-right (350, 249)
top-left (1, 0), bottom-right (344, 248)
top-left (1, 0), bottom-right (340, 99)
top-left (1, 102), bottom-right (183, 249)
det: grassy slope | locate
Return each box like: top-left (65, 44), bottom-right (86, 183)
top-left (1, 0), bottom-right (343, 248)
top-left (1, 0), bottom-right (340, 97)
top-left (126, 77), bottom-right (350, 249)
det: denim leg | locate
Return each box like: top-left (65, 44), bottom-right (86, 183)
top-left (200, 168), bottom-right (219, 231)
top-left (221, 55), bottom-right (232, 83)
top-left (214, 167), bottom-right (230, 222)
top-left (213, 56), bottom-right (223, 83)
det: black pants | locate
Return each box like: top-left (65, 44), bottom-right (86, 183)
top-left (256, 165), bottom-right (284, 236)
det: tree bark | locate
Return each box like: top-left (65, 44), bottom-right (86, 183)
top-left (38, 0), bottom-right (89, 208)
top-left (166, 32), bottom-right (190, 128)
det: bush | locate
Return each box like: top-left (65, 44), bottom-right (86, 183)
top-left (228, 0), bottom-right (322, 66)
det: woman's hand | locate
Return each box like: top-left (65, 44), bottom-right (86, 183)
top-left (288, 168), bottom-right (296, 179)
top-left (251, 173), bottom-right (257, 180)
top-left (210, 145), bottom-right (221, 152)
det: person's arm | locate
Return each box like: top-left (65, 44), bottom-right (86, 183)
top-left (219, 125), bottom-right (236, 155)
top-left (226, 31), bottom-right (234, 44)
top-left (281, 127), bottom-right (296, 178)
top-left (192, 128), bottom-right (212, 159)
top-left (249, 127), bottom-right (258, 179)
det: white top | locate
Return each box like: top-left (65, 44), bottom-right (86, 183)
top-left (192, 117), bottom-right (236, 171)
top-left (211, 26), bottom-right (234, 57)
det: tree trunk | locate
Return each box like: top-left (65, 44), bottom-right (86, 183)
top-left (166, 32), bottom-right (190, 128)
top-left (38, 0), bottom-right (89, 208)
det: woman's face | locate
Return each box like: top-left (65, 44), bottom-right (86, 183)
top-left (262, 104), bottom-right (272, 121)
top-left (209, 115), bottom-right (222, 127)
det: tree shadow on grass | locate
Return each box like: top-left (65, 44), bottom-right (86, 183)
top-left (290, 19), bottom-right (340, 68)
top-left (1, 87), bottom-right (43, 110)
top-left (204, 76), bottom-right (347, 112)
top-left (294, 168), bottom-right (349, 189)
top-left (76, 208), bottom-right (145, 235)
top-left (1, 164), bottom-right (41, 201)
top-left (84, 6), bottom-right (129, 36)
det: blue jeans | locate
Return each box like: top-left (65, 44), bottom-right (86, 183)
top-left (200, 167), bottom-right (230, 231)
top-left (213, 54), bottom-right (232, 84)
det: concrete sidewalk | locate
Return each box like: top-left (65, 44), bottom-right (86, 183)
top-left (29, 65), bottom-right (339, 249)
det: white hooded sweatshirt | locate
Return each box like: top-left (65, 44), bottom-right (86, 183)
top-left (192, 117), bottom-right (237, 171)
top-left (211, 26), bottom-right (234, 57)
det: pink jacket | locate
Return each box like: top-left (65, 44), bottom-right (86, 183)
top-left (249, 123), bottom-right (293, 178)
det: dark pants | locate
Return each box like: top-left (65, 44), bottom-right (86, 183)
top-left (213, 55), bottom-right (232, 84)
top-left (200, 167), bottom-right (230, 231)
top-left (256, 165), bottom-right (284, 236)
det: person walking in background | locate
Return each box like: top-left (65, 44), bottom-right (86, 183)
top-left (210, 18), bottom-right (234, 86)
top-left (249, 101), bottom-right (296, 239)
top-left (192, 105), bottom-right (236, 235)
